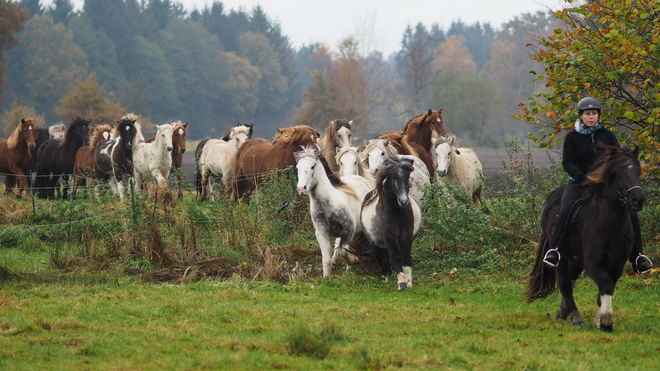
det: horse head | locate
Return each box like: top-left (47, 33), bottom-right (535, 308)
top-left (115, 119), bottom-right (137, 149)
top-left (336, 147), bottom-right (360, 177)
top-left (294, 146), bottom-right (322, 196)
top-left (21, 118), bottom-right (37, 150)
top-left (363, 138), bottom-right (397, 175)
top-left (65, 117), bottom-right (91, 147)
top-left (231, 124), bottom-right (252, 149)
top-left (431, 135), bottom-right (456, 177)
top-left (155, 124), bottom-right (174, 152)
top-left (48, 122), bottom-right (66, 139)
top-left (170, 121), bottom-right (188, 153)
top-left (375, 156), bottom-right (414, 208)
top-left (587, 146), bottom-right (645, 212)
top-left (326, 119), bottom-right (353, 149)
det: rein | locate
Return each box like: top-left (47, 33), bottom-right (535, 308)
top-left (619, 185), bottom-right (642, 205)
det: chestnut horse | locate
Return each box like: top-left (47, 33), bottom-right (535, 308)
top-left (317, 119), bottom-right (353, 173)
top-left (71, 124), bottom-right (113, 197)
top-left (146, 121), bottom-right (188, 199)
top-left (35, 117), bottom-right (91, 199)
top-left (401, 109), bottom-right (446, 154)
top-left (377, 130), bottom-right (435, 176)
top-left (0, 118), bottom-right (37, 195)
top-left (231, 125), bottom-right (320, 201)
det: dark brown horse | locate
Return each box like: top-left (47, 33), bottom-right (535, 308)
top-left (401, 109), bottom-right (446, 154)
top-left (146, 121), bottom-right (189, 199)
top-left (231, 125), bottom-right (320, 201)
top-left (35, 117), bottom-right (91, 199)
top-left (71, 124), bottom-right (113, 196)
top-left (0, 118), bottom-right (37, 195)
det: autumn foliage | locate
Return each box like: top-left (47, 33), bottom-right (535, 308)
top-left (520, 0), bottom-right (660, 170)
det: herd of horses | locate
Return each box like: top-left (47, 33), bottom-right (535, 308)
top-left (0, 109), bottom-right (649, 331)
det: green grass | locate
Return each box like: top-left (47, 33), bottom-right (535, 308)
top-left (1, 272), bottom-right (659, 370)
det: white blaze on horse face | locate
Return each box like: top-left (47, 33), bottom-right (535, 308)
top-left (336, 126), bottom-right (352, 149)
top-left (434, 142), bottom-right (451, 176)
top-left (178, 128), bottom-right (184, 136)
top-left (296, 157), bottom-right (316, 196)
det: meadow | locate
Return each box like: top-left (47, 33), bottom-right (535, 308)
top-left (1, 145), bottom-right (660, 370)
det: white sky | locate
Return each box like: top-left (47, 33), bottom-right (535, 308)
top-left (52, 0), bottom-right (564, 56)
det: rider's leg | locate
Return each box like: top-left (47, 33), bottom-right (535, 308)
top-left (630, 212), bottom-right (653, 274)
top-left (544, 181), bottom-right (583, 268)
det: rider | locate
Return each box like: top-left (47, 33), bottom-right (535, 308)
top-left (542, 97), bottom-right (654, 274)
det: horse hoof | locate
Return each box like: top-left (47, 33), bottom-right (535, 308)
top-left (596, 313), bottom-right (613, 332)
top-left (398, 282), bottom-right (407, 291)
top-left (569, 311), bottom-right (584, 327)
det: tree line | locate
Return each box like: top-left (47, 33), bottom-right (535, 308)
top-left (0, 0), bottom-right (555, 145)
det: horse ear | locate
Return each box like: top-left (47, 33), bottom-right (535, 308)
top-left (384, 138), bottom-right (391, 147)
top-left (348, 120), bottom-right (353, 129)
top-left (335, 146), bottom-right (341, 153)
top-left (21, 118), bottom-right (26, 124)
top-left (182, 122), bottom-right (189, 130)
top-left (632, 146), bottom-right (640, 159)
top-left (363, 138), bottom-right (369, 146)
top-left (427, 109), bottom-right (432, 115)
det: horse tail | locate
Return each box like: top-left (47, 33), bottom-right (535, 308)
top-left (525, 229), bottom-right (556, 302)
top-left (346, 232), bottom-right (390, 275)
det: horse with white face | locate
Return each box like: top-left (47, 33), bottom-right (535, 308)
top-left (361, 138), bottom-right (431, 208)
top-left (199, 123), bottom-right (253, 200)
top-left (295, 146), bottom-right (372, 278)
top-left (335, 146), bottom-right (374, 186)
top-left (317, 119), bottom-right (353, 173)
top-left (132, 124), bottom-right (174, 191)
top-left (431, 135), bottom-right (484, 204)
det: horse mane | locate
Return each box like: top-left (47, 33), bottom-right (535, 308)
top-left (363, 139), bottom-right (399, 158)
top-left (112, 119), bottom-right (137, 143)
top-left (59, 117), bottom-right (90, 148)
top-left (319, 119), bottom-right (352, 146)
top-left (402, 109), bottom-right (445, 141)
top-left (121, 113), bottom-right (141, 122)
top-left (90, 124), bottom-right (113, 147)
top-left (274, 125), bottom-right (320, 144)
top-left (587, 145), bottom-right (636, 186)
top-left (7, 118), bottom-right (34, 149)
top-left (363, 155), bottom-right (413, 206)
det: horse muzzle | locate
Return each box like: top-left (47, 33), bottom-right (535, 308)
top-left (437, 169), bottom-right (447, 177)
top-left (398, 194), bottom-right (409, 208)
top-left (628, 189), bottom-right (645, 212)
top-left (297, 185), bottom-right (307, 196)
top-left (167, 146), bottom-right (173, 152)
top-left (28, 143), bottom-right (36, 150)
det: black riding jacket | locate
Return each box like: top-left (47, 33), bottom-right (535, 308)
top-left (562, 126), bottom-right (619, 183)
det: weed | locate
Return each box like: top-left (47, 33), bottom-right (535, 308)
top-left (286, 324), bottom-right (331, 359)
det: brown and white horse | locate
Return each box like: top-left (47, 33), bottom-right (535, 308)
top-left (71, 124), bottom-right (113, 197)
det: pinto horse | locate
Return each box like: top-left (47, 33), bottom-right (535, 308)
top-left (0, 118), bottom-right (37, 195)
top-left (93, 119), bottom-right (138, 200)
top-left (295, 147), bottom-right (372, 278)
top-left (431, 135), bottom-right (484, 205)
top-left (35, 117), bottom-right (91, 199)
top-left (360, 155), bottom-right (422, 290)
top-left (401, 108), bottom-right (446, 154)
top-left (317, 119), bottom-right (353, 173)
top-left (231, 125), bottom-right (320, 201)
top-left (146, 121), bottom-right (189, 199)
top-left (71, 124), bottom-right (113, 197)
top-left (199, 123), bottom-right (253, 200)
top-left (526, 147), bottom-right (645, 331)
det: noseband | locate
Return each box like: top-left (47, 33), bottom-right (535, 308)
top-left (619, 185), bottom-right (642, 205)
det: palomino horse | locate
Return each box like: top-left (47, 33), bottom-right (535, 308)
top-left (362, 138), bottom-right (430, 208)
top-left (317, 119), bottom-right (353, 173)
top-left (360, 156), bottom-right (422, 290)
top-left (194, 125), bottom-right (252, 197)
top-left (401, 108), bottom-right (446, 154)
top-left (35, 117), bottom-right (91, 199)
top-left (71, 124), bottom-right (113, 197)
top-left (93, 119), bottom-right (139, 200)
top-left (146, 121), bottom-right (189, 199)
top-left (0, 118), bottom-right (37, 195)
top-left (133, 124), bottom-right (175, 191)
top-left (431, 135), bottom-right (484, 205)
top-left (199, 123), bottom-right (253, 200)
top-left (295, 147), bottom-right (372, 278)
top-left (231, 125), bottom-right (320, 201)
top-left (526, 147), bottom-right (645, 332)
top-left (335, 147), bottom-right (374, 185)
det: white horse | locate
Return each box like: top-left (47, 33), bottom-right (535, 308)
top-left (431, 135), bottom-right (484, 204)
top-left (335, 146), bottom-right (374, 186)
top-left (199, 124), bottom-right (253, 200)
top-left (132, 123), bottom-right (174, 191)
top-left (295, 146), bottom-right (372, 278)
top-left (361, 138), bottom-right (431, 208)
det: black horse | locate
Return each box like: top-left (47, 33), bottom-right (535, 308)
top-left (526, 146), bottom-right (645, 331)
top-left (35, 117), bottom-right (91, 199)
top-left (93, 118), bottom-right (138, 200)
top-left (359, 156), bottom-right (422, 290)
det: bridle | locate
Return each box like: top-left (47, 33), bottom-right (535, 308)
top-left (619, 185), bottom-right (642, 205)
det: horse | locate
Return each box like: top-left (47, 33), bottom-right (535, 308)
top-left (34, 117), bottom-right (91, 199)
top-left (92, 119), bottom-right (139, 200)
top-left (360, 155), bottom-right (422, 290)
top-left (335, 146), bottom-right (374, 185)
top-left (71, 124), bottom-right (113, 197)
top-left (361, 138), bottom-right (431, 208)
top-left (133, 123), bottom-right (175, 192)
top-left (401, 108), bottom-right (446, 154)
top-left (199, 123), bottom-right (253, 200)
top-left (231, 125), bottom-right (320, 201)
top-left (317, 119), bottom-right (353, 173)
top-left (0, 118), bottom-right (37, 195)
top-left (377, 130), bottom-right (435, 175)
top-left (146, 121), bottom-right (189, 199)
top-left (48, 122), bottom-right (66, 140)
top-left (526, 146), bottom-right (645, 332)
top-left (294, 146), bottom-right (372, 278)
top-left (431, 135), bottom-right (484, 205)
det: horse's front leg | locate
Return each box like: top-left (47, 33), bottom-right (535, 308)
top-left (556, 262), bottom-right (584, 326)
top-left (586, 265), bottom-right (617, 332)
top-left (387, 240), bottom-right (407, 290)
top-left (316, 230), bottom-right (334, 278)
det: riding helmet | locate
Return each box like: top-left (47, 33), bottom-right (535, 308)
top-left (578, 97), bottom-right (601, 114)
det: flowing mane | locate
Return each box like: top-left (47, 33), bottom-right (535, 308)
top-left (7, 118), bottom-right (35, 149)
top-left (318, 119), bottom-right (352, 147)
top-left (274, 125), bottom-right (320, 144)
top-left (90, 124), bottom-right (113, 147)
top-left (112, 119), bottom-right (139, 144)
top-left (118, 113), bottom-right (144, 142)
top-left (59, 117), bottom-right (91, 148)
top-left (363, 155), bottom-right (413, 206)
top-left (587, 145), bottom-right (638, 187)
top-left (363, 138), bottom-right (399, 158)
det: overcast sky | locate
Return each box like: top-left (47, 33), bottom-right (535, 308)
top-left (52, 0), bottom-right (564, 55)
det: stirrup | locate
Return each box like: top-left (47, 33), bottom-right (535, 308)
top-left (543, 248), bottom-right (560, 268)
top-left (634, 254), bottom-right (653, 274)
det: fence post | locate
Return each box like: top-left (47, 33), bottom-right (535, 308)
top-left (29, 170), bottom-right (36, 221)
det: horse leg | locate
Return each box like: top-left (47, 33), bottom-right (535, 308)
top-left (388, 241), bottom-right (407, 290)
top-left (201, 168), bottom-right (210, 201)
top-left (587, 265), bottom-right (619, 332)
top-left (402, 241), bottom-right (413, 288)
top-left (3, 175), bottom-right (16, 195)
top-left (555, 262), bottom-right (584, 326)
top-left (316, 231), bottom-right (334, 278)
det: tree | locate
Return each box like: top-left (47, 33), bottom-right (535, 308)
top-left (434, 35), bottom-right (477, 76)
top-left (55, 74), bottom-right (124, 125)
top-left (1, 101), bottom-right (44, 137)
top-left (446, 20), bottom-right (495, 71)
top-left (0, 1), bottom-right (28, 107)
top-left (46, 0), bottom-right (75, 26)
top-left (519, 0), bottom-right (660, 169)
top-left (18, 0), bottom-right (42, 18)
